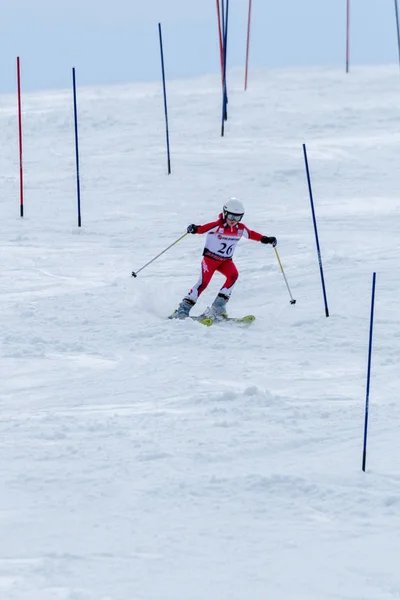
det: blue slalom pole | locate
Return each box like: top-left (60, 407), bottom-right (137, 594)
top-left (221, 0), bottom-right (226, 41)
top-left (362, 273), bottom-right (376, 473)
top-left (158, 23), bottom-right (171, 175)
top-left (394, 0), bottom-right (400, 70)
top-left (72, 67), bottom-right (82, 227)
top-left (221, 0), bottom-right (229, 121)
top-left (221, 0), bottom-right (229, 135)
top-left (224, 0), bottom-right (230, 121)
top-left (303, 143), bottom-right (329, 317)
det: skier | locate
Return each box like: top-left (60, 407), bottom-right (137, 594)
top-left (171, 198), bottom-right (277, 320)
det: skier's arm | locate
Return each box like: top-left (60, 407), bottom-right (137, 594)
top-left (243, 226), bottom-right (277, 246)
top-left (187, 219), bottom-right (221, 235)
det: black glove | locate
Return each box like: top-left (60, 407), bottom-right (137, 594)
top-left (187, 224), bottom-right (198, 234)
top-left (261, 236), bottom-right (277, 247)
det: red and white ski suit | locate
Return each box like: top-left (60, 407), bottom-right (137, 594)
top-left (186, 214), bottom-right (263, 302)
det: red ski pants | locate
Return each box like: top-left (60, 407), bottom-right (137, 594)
top-left (186, 256), bottom-right (239, 302)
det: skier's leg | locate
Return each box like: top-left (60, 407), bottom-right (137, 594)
top-left (218, 259), bottom-right (239, 297)
top-left (172, 258), bottom-right (217, 318)
top-left (210, 260), bottom-right (239, 317)
top-left (186, 258), bottom-right (216, 302)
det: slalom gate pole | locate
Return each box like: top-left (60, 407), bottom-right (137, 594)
top-left (394, 0), bottom-right (400, 70)
top-left (158, 23), bottom-right (171, 175)
top-left (221, 0), bottom-right (230, 135)
top-left (132, 232), bottom-right (188, 278)
top-left (303, 143), bottom-right (330, 317)
top-left (224, 0), bottom-right (230, 120)
top-left (221, 0), bottom-right (226, 55)
top-left (16, 57), bottom-right (24, 218)
top-left (346, 0), bottom-right (350, 73)
top-left (221, 0), bottom-right (226, 127)
top-left (72, 68), bottom-right (82, 227)
top-left (216, 0), bottom-right (225, 85)
top-left (274, 248), bottom-right (296, 305)
top-left (362, 272), bottom-right (376, 472)
top-left (244, 0), bottom-right (253, 90)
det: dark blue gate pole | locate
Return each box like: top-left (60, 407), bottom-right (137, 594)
top-left (394, 0), bottom-right (400, 70)
top-left (303, 143), bottom-right (329, 317)
top-left (221, 0), bottom-right (226, 41)
top-left (221, 0), bottom-right (230, 135)
top-left (221, 0), bottom-right (229, 122)
top-left (72, 67), bottom-right (82, 227)
top-left (346, 0), bottom-right (350, 73)
top-left (362, 272), bottom-right (376, 473)
top-left (158, 23), bottom-right (171, 175)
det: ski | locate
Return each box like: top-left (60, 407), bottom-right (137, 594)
top-left (189, 316), bottom-right (213, 326)
top-left (192, 314), bottom-right (256, 326)
top-left (169, 314), bottom-right (255, 326)
top-left (168, 314), bottom-right (213, 326)
top-left (220, 314), bottom-right (255, 324)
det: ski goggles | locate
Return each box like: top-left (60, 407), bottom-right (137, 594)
top-left (225, 212), bottom-right (243, 222)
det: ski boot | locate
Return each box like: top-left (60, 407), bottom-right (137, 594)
top-left (170, 297), bottom-right (196, 319)
top-left (209, 293), bottom-right (229, 321)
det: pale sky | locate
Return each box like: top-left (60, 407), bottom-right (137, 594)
top-left (1, 0), bottom-right (398, 93)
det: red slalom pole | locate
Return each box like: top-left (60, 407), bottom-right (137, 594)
top-left (346, 0), bottom-right (350, 73)
top-left (216, 0), bottom-right (224, 84)
top-left (244, 0), bottom-right (252, 90)
top-left (16, 56), bottom-right (24, 217)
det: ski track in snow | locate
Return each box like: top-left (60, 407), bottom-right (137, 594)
top-left (1, 66), bottom-right (400, 599)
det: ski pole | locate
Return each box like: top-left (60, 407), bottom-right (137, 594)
top-left (132, 232), bottom-right (188, 277)
top-left (274, 247), bottom-right (296, 305)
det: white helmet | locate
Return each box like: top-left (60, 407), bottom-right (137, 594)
top-left (223, 197), bottom-right (245, 222)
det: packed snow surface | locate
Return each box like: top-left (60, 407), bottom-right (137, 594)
top-left (1, 66), bottom-right (400, 599)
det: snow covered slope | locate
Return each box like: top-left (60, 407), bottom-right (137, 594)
top-left (1, 66), bottom-right (400, 600)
